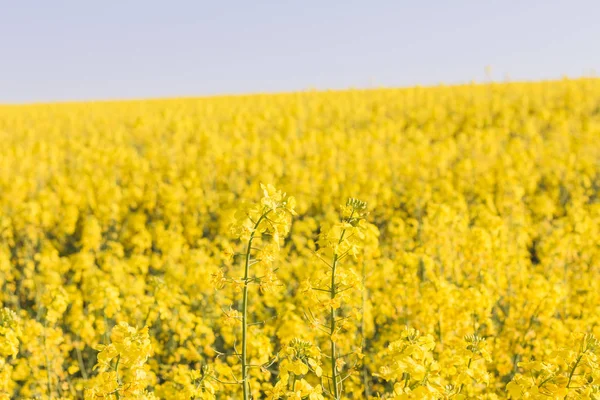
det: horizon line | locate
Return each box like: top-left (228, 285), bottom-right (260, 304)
top-left (1, 74), bottom-right (597, 107)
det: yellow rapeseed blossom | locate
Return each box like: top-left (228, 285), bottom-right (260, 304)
top-left (87, 322), bottom-right (152, 399)
top-left (0, 78), bottom-right (599, 398)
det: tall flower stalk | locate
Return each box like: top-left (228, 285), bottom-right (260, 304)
top-left (225, 184), bottom-right (296, 399)
top-left (306, 198), bottom-right (374, 399)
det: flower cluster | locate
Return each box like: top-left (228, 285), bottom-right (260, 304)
top-left (86, 322), bottom-right (153, 399)
top-left (0, 308), bottom-right (21, 399)
top-left (268, 338), bottom-right (324, 400)
top-left (507, 333), bottom-right (600, 399)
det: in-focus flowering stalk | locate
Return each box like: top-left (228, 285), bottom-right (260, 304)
top-left (315, 198), bottom-right (371, 399)
top-left (268, 338), bottom-right (324, 399)
top-left (227, 184), bottom-right (296, 399)
top-left (85, 322), bottom-right (152, 399)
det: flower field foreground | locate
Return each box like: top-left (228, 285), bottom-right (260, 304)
top-left (1, 78), bottom-right (600, 399)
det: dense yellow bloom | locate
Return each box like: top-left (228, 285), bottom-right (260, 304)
top-left (0, 78), bottom-right (599, 398)
top-left (0, 308), bottom-right (20, 358)
top-left (87, 322), bottom-right (153, 399)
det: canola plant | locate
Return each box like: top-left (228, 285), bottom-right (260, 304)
top-left (1, 78), bottom-right (599, 399)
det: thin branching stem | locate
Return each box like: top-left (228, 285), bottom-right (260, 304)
top-left (242, 208), bottom-right (274, 400)
top-left (329, 209), bottom-right (355, 400)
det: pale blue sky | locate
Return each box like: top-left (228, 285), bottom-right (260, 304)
top-left (1, 0), bottom-right (598, 103)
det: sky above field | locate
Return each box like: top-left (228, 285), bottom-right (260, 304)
top-left (1, 0), bottom-right (599, 103)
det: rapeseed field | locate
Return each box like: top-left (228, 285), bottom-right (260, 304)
top-left (1, 78), bottom-right (599, 399)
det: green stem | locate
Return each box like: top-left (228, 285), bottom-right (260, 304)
top-left (361, 260), bottom-right (370, 399)
top-left (330, 252), bottom-right (340, 400)
top-left (242, 211), bottom-right (269, 400)
top-left (115, 354), bottom-right (121, 399)
top-left (43, 322), bottom-right (54, 398)
top-left (566, 354), bottom-right (583, 389)
top-left (75, 344), bottom-right (89, 380)
top-left (458, 357), bottom-right (472, 394)
top-left (330, 210), bottom-right (353, 400)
